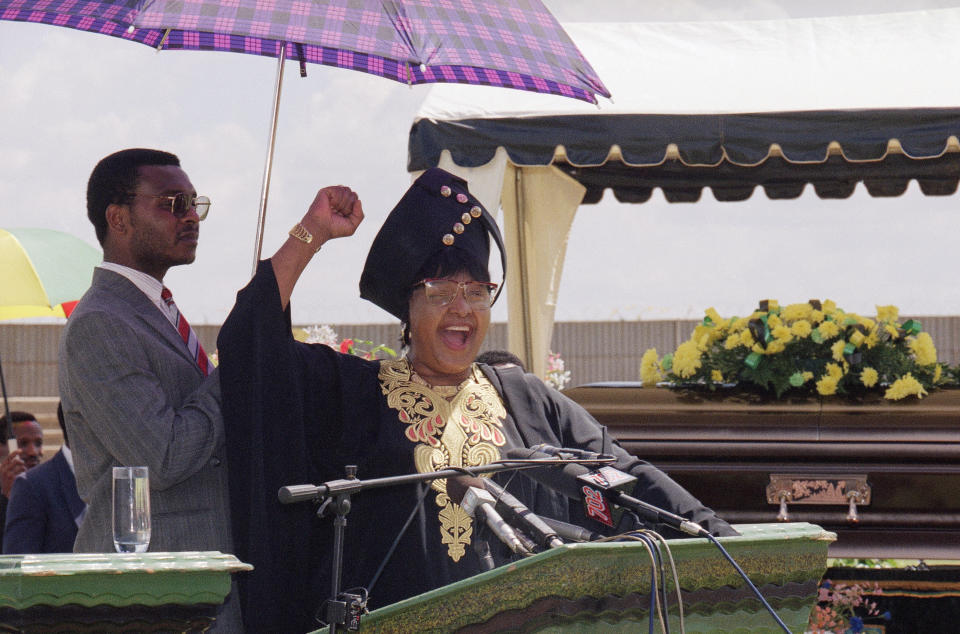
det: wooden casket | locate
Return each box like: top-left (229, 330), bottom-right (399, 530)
top-left (564, 383), bottom-right (960, 560)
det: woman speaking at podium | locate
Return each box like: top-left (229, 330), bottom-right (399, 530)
top-left (218, 168), bottom-right (736, 632)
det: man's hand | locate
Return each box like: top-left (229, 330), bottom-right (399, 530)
top-left (302, 185), bottom-right (364, 245)
top-left (0, 451), bottom-right (26, 498)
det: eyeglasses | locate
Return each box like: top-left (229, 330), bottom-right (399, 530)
top-left (125, 192), bottom-right (211, 220)
top-left (414, 278), bottom-right (499, 308)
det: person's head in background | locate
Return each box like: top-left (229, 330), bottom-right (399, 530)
top-left (0, 412), bottom-right (43, 469)
top-left (475, 349), bottom-right (526, 371)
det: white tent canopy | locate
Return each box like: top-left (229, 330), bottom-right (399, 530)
top-left (409, 12), bottom-right (960, 376)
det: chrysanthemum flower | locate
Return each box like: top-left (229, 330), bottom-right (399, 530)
top-left (782, 303), bottom-right (812, 322)
top-left (816, 375), bottom-right (838, 395)
top-left (640, 348), bottom-right (661, 387)
top-left (672, 340), bottom-right (702, 378)
top-left (876, 305), bottom-right (899, 322)
top-left (909, 332), bottom-right (937, 366)
top-left (885, 373), bottom-right (927, 400)
top-left (771, 325), bottom-right (792, 342)
top-left (766, 340), bottom-right (786, 354)
top-left (861, 367), bottom-right (879, 388)
top-left (831, 340), bottom-right (847, 362)
top-left (791, 320), bottom-right (812, 338)
top-left (819, 321), bottom-right (841, 339)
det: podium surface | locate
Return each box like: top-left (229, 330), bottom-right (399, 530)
top-left (314, 522), bottom-right (833, 633)
top-left (0, 551), bottom-right (250, 632)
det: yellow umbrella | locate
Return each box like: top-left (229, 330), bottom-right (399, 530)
top-left (0, 228), bottom-right (101, 321)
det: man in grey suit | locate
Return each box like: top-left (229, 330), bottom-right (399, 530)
top-left (59, 148), bottom-right (240, 631)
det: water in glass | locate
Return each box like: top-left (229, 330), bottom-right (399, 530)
top-left (112, 466), bottom-right (151, 553)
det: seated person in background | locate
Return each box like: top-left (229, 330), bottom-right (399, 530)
top-left (5, 403), bottom-right (86, 554)
top-left (475, 349), bottom-right (526, 370)
top-left (0, 411), bottom-right (44, 547)
top-left (217, 168), bottom-right (737, 633)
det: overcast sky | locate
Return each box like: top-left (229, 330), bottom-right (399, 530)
top-left (2, 1), bottom-right (960, 326)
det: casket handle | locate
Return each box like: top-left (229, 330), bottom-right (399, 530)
top-left (846, 490), bottom-right (863, 524)
top-left (766, 474), bottom-right (871, 523)
top-left (777, 492), bottom-right (792, 522)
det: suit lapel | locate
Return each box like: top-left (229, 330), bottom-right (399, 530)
top-left (92, 269), bottom-right (203, 375)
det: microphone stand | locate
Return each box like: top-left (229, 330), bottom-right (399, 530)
top-left (278, 456), bottom-right (612, 632)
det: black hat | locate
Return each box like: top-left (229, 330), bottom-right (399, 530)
top-left (359, 168), bottom-right (506, 320)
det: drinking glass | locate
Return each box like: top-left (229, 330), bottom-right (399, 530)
top-left (112, 466), bottom-right (151, 553)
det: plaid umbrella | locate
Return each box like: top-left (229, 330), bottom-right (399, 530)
top-left (0, 0), bottom-right (610, 268)
top-left (0, 0), bottom-right (607, 102)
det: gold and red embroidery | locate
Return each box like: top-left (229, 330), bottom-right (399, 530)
top-left (380, 359), bottom-right (506, 562)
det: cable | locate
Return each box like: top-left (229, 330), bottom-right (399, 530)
top-left (705, 533), bottom-right (791, 634)
top-left (606, 530), bottom-right (668, 634)
top-left (644, 531), bottom-right (684, 634)
top-left (367, 480), bottom-right (434, 596)
top-left (634, 532), bottom-right (664, 634)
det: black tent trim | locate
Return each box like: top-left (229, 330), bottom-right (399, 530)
top-left (408, 108), bottom-right (960, 203)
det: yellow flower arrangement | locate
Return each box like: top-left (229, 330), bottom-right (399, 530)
top-left (643, 300), bottom-right (944, 400)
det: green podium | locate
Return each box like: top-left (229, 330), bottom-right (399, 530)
top-left (314, 523), bottom-right (833, 634)
top-left (0, 551), bottom-right (251, 632)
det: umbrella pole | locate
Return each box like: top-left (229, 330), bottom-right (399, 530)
top-left (251, 42), bottom-right (288, 276)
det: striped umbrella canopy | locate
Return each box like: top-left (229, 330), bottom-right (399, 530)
top-left (0, 228), bottom-right (102, 321)
top-left (0, 0), bottom-right (610, 271)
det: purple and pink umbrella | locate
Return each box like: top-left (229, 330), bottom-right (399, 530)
top-left (0, 0), bottom-right (610, 267)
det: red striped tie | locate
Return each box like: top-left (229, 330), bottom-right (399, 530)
top-left (161, 287), bottom-right (209, 376)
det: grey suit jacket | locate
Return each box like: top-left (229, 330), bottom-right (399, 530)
top-left (59, 269), bottom-right (243, 631)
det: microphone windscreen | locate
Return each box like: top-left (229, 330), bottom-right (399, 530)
top-left (446, 474), bottom-right (487, 505)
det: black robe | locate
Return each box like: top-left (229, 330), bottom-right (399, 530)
top-left (218, 261), bottom-right (735, 633)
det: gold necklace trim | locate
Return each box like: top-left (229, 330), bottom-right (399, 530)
top-left (380, 358), bottom-right (506, 562)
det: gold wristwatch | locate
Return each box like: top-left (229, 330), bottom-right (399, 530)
top-left (288, 223), bottom-right (321, 252)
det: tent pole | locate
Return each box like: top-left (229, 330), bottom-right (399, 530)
top-left (514, 169), bottom-right (535, 372)
top-left (252, 41), bottom-right (288, 276)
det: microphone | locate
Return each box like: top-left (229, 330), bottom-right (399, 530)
top-left (447, 475), bottom-right (531, 555)
top-left (529, 444), bottom-right (608, 460)
top-left (540, 516), bottom-right (602, 543)
top-left (506, 449), bottom-right (707, 537)
top-left (481, 478), bottom-right (564, 549)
